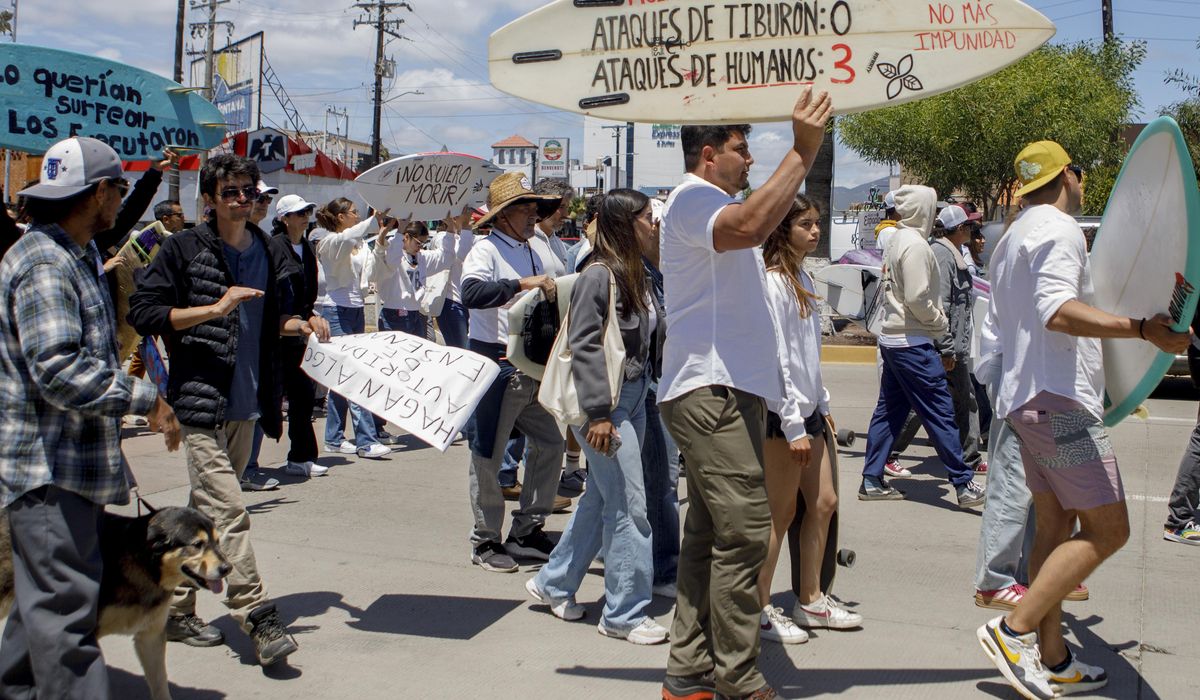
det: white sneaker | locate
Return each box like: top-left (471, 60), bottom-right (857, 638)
top-left (652, 582), bottom-right (677, 599)
top-left (325, 440), bottom-right (356, 454)
top-left (357, 443), bottom-right (391, 459)
top-left (284, 461), bottom-right (328, 478)
top-left (793, 594), bottom-right (863, 629)
top-left (524, 578), bottom-right (585, 621)
top-left (760, 606), bottom-right (809, 644)
top-left (598, 617), bottom-right (669, 645)
top-left (977, 616), bottom-right (1060, 700)
top-left (1047, 650), bottom-right (1107, 695)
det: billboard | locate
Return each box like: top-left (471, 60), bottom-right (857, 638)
top-left (189, 32), bottom-right (263, 134)
top-left (537, 137), bottom-right (569, 179)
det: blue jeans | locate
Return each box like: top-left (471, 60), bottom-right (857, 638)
top-left (974, 411), bottom-right (1035, 591)
top-left (379, 307), bottom-right (426, 337)
top-left (322, 304), bottom-right (380, 450)
top-left (642, 383), bottom-right (679, 587)
top-left (438, 300), bottom-right (469, 349)
top-left (246, 422), bottom-right (264, 469)
top-left (863, 344), bottom-right (973, 486)
top-left (535, 373), bottom-right (652, 631)
top-left (499, 436), bottom-right (524, 488)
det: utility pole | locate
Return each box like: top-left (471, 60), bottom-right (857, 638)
top-left (325, 106), bottom-right (350, 164)
top-left (355, 1), bottom-right (411, 169)
top-left (170, 0), bottom-right (186, 202)
top-left (3, 0), bottom-right (18, 206)
top-left (601, 124), bottom-right (628, 193)
top-left (1101, 0), bottom-right (1114, 40)
top-left (625, 121), bottom-right (634, 189)
top-left (188, 0), bottom-right (231, 220)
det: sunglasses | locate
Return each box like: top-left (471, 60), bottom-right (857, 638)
top-left (257, 194), bottom-right (273, 203)
top-left (1067, 164), bottom-right (1084, 181)
top-left (106, 178), bottom-right (130, 197)
top-left (218, 185), bottom-right (259, 202)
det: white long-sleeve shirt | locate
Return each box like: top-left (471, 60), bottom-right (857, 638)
top-left (367, 233), bottom-right (454, 311)
top-left (766, 268), bottom-right (830, 441)
top-left (430, 229), bottom-right (475, 304)
top-left (315, 217), bottom-right (377, 305)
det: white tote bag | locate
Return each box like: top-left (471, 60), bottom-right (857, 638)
top-left (538, 265), bottom-right (625, 427)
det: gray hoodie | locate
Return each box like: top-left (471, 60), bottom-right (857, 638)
top-left (877, 185), bottom-right (948, 338)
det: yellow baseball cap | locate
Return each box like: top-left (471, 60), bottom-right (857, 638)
top-left (1014, 141), bottom-right (1072, 198)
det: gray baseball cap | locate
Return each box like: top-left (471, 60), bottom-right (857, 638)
top-left (20, 137), bottom-right (124, 201)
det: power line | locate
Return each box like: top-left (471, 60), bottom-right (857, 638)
top-left (353, 1), bottom-right (413, 168)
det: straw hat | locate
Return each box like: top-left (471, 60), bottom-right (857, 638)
top-left (473, 172), bottom-right (560, 229)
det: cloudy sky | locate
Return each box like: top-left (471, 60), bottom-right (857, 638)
top-left (12, 0), bottom-right (1199, 189)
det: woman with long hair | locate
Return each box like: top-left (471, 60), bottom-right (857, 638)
top-left (526, 188), bottom-right (668, 645)
top-left (266, 195), bottom-right (327, 478)
top-left (758, 195), bottom-right (862, 644)
top-left (312, 197), bottom-right (392, 459)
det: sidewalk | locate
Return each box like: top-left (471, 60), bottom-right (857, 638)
top-left (99, 365), bottom-right (1200, 699)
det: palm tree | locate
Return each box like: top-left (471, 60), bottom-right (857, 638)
top-left (807, 120), bottom-right (836, 259)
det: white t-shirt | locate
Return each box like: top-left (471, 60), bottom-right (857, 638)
top-left (531, 227), bottom-right (566, 278)
top-left (992, 204), bottom-right (1104, 418)
top-left (659, 174), bottom-right (783, 404)
top-left (461, 229), bottom-right (555, 345)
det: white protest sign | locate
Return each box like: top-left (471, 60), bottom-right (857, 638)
top-left (354, 152), bottom-right (505, 221)
top-left (301, 332), bottom-right (499, 452)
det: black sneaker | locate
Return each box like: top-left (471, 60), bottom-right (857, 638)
top-left (662, 671), bottom-right (716, 700)
top-left (471, 541), bottom-right (519, 573)
top-left (247, 604), bottom-right (298, 667)
top-left (956, 480), bottom-right (987, 509)
top-left (504, 528), bottom-right (556, 561)
top-left (858, 478), bottom-right (904, 501)
top-left (165, 613), bottom-right (225, 647)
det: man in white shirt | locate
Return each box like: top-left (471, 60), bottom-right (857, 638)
top-left (658, 88), bottom-right (831, 700)
top-left (532, 179), bottom-right (573, 271)
top-left (460, 173), bottom-right (565, 573)
top-left (977, 141), bottom-right (1189, 700)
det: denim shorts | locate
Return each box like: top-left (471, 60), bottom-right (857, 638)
top-left (766, 410), bottom-right (825, 441)
top-left (1007, 392), bottom-right (1124, 511)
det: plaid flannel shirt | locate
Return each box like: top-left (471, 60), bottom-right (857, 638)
top-left (0, 223), bottom-right (157, 508)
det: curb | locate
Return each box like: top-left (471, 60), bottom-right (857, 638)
top-left (821, 345), bottom-right (877, 364)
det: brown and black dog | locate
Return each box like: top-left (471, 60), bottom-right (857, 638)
top-left (0, 506), bottom-right (230, 700)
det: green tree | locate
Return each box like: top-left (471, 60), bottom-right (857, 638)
top-left (838, 40), bottom-right (1145, 218)
top-left (1164, 39), bottom-right (1200, 185)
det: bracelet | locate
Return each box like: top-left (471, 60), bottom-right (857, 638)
top-left (1138, 318), bottom-right (1146, 340)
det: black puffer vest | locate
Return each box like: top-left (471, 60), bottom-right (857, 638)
top-left (128, 221), bottom-right (292, 436)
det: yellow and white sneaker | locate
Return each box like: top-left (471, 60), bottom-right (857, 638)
top-left (977, 616), bottom-right (1059, 700)
top-left (1047, 650), bottom-right (1107, 695)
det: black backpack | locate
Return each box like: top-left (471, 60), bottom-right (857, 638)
top-left (522, 296), bottom-right (560, 366)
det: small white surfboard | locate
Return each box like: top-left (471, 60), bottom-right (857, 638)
top-left (355, 153), bottom-right (504, 221)
top-left (1091, 116), bottom-right (1200, 426)
top-left (489, 0), bottom-right (1056, 122)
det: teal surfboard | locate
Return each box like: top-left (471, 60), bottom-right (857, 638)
top-left (0, 43), bottom-right (226, 159)
top-left (1091, 116), bottom-right (1200, 426)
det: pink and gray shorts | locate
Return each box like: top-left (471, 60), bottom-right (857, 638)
top-left (1006, 392), bottom-right (1125, 511)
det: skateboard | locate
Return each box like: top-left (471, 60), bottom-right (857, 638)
top-left (788, 416), bottom-right (856, 597)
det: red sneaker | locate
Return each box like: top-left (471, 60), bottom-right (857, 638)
top-left (1065, 583), bottom-right (1089, 602)
top-left (884, 459), bottom-right (912, 477)
top-left (974, 583), bottom-right (1027, 611)
top-left (974, 461), bottom-right (989, 474)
